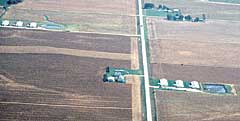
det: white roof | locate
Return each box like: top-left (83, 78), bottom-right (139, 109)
top-left (167, 10), bottom-right (173, 13)
top-left (173, 8), bottom-right (180, 12)
top-left (30, 22), bottom-right (37, 27)
top-left (107, 77), bottom-right (115, 81)
top-left (190, 81), bottom-right (200, 89)
top-left (16, 21), bottom-right (23, 27)
top-left (159, 78), bottom-right (168, 86)
top-left (175, 80), bottom-right (184, 88)
top-left (163, 9), bottom-right (168, 12)
top-left (2, 20), bottom-right (9, 26)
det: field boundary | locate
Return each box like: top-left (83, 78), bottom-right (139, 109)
top-left (131, 38), bottom-right (142, 121)
top-left (0, 101), bottom-right (132, 110)
top-left (0, 46), bottom-right (131, 60)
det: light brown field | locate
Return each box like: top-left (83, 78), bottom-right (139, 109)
top-left (148, 18), bottom-right (240, 68)
top-left (145, 1), bottom-right (240, 121)
top-left (130, 38), bottom-right (142, 121)
top-left (156, 91), bottom-right (240, 121)
top-left (3, 0), bottom-right (137, 34)
top-left (0, 46), bottom-right (131, 60)
top-left (18, 0), bottom-right (136, 15)
top-left (145, 0), bottom-right (240, 21)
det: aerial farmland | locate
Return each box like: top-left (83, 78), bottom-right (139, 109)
top-left (1, 0), bottom-right (240, 121)
top-left (156, 91), bottom-right (240, 121)
top-left (2, 0), bottom-right (137, 34)
top-left (146, 0), bottom-right (240, 21)
top-left (144, 0), bottom-right (240, 120)
top-left (0, 54), bottom-right (132, 121)
top-left (0, 27), bottom-right (136, 121)
top-left (0, 0), bottom-right (142, 120)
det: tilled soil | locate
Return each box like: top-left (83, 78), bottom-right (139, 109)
top-left (0, 28), bottom-right (131, 54)
top-left (3, 0), bottom-right (136, 34)
top-left (0, 54), bottom-right (132, 121)
top-left (156, 91), bottom-right (240, 121)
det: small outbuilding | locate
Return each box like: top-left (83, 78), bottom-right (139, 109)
top-left (16, 21), bottom-right (23, 27)
top-left (190, 81), bottom-right (200, 89)
top-left (107, 76), bottom-right (115, 82)
top-left (175, 80), bottom-right (184, 88)
top-left (30, 22), bottom-right (37, 28)
top-left (173, 8), bottom-right (179, 12)
top-left (2, 20), bottom-right (9, 26)
top-left (159, 78), bottom-right (168, 87)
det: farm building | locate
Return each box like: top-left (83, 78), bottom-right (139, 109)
top-left (16, 21), bottom-right (23, 27)
top-left (29, 22), bottom-right (37, 28)
top-left (1, 20), bottom-right (9, 26)
top-left (157, 78), bottom-right (235, 95)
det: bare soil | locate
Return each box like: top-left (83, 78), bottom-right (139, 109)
top-left (3, 0), bottom-right (137, 34)
top-left (0, 46), bottom-right (131, 61)
top-left (148, 18), bottom-right (240, 68)
top-left (0, 28), bottom-right (131, 54)
top-left (0, 54), bottom-right (132, 121)
top-left (130, 38), bottom-right (142, 121)
top-left (18, 0), bottom-right (136, 15)
top-left (0, 27), bottom-right (134, 120)
top-left (146, 3), bottom-right (240, 121)
top-left (156, 91), bottom-right (240, 121)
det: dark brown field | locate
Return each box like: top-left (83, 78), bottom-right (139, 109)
top-left (156, 91), bottom-right (240, 121)
top-left (0, 28), bottom-right (134, 121)
top-left (0, 28), bottom-right (131, 54)
top-left (0, 54), bottom-right (132, 121)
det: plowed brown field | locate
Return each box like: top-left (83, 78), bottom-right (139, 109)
top-left (0, 28), bottom-right (135, 121)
